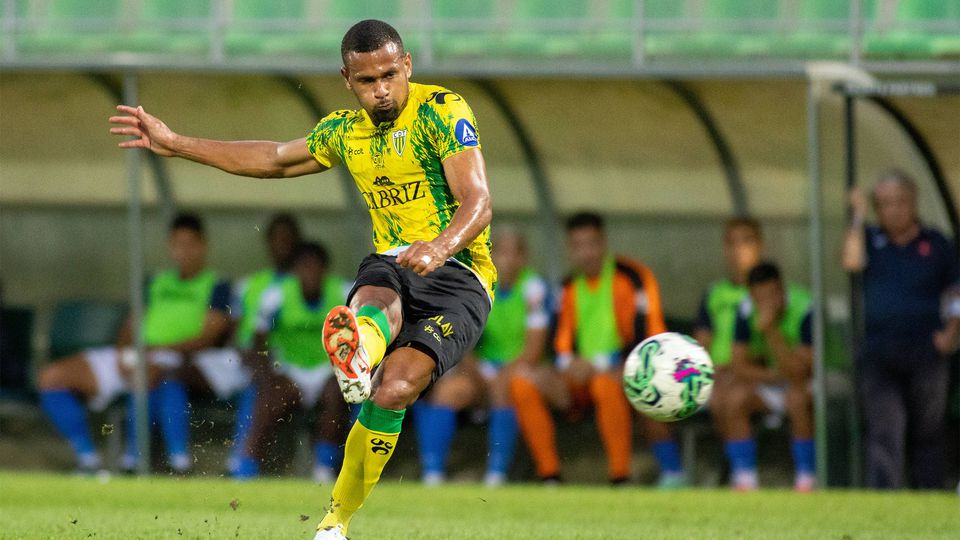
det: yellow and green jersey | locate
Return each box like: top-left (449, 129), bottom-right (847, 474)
top-left (306, 82), bottom-right (496, 298)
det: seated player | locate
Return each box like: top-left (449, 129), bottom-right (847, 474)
top-left (225, 213), bottom-right (303, 475)
top-left (725, 262), bottom-right (815, 492)
top-left (38, 213), bottom-right (232, 473)
top-left (234, 241), bottom-right (352, 482)
top-left (510, 212), bottom-right (686, 486)
top-left (692, 218), bottom-right (762, 450)
top-left (414, 227), bottom-right (549, 486)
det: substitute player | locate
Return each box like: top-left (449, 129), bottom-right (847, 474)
top-left (415, 227), bottom-right (549, 486)
top-left (693, 218), bottom-right (762, 447)
top-left (237, 241), bottom-right (351, 482)
top-left (226, 213), bottom-right (302, 476)
top-left (38, 213), bottom-right (232, 474)
top-left (510, 212), bottom-right (686, 486)
top-left (727, 262), bottom-right (815, 492)
top-left (110, 20), bottom-right (494, 539)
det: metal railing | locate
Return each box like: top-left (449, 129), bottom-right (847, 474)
top-left (2, 1), bottom-right (958, 76)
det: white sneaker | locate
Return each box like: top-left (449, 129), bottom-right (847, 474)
top-left (483, 471), bottom-right (506, 487)
top-left (313, 524), bottom-right (348, 540)
top-left (732, 470), bottom-right (758, 492)
top-left (313, 465), bottom-right (336, 484)
top-left (422, 471), bottom-right (446, 487)
top-left (323, 306), bottom-right (372, 404)
top-left (794, 473), bottom-right (816, 493)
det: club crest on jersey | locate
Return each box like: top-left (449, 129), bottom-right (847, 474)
top-left (391, 129), bottom-right (407, 157)
top-left (455, 119), bottom-right (479, 147)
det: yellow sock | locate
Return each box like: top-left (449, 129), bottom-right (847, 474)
top-left (357, 316), bottom-right (387, 369)
top-left (318, 401), bottom-right (404, 534)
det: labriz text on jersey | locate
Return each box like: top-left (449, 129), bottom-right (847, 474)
top-left (360, 179), bottom-right (428, 210)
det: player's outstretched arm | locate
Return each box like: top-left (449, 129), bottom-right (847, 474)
top-left (397, 148), bottom-right (492, 276)
top-left (109, 105), bottom-right (326, 179)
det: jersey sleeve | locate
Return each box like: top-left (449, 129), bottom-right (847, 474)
top-left (254, 285), bottom-right (284, 333)
top-left (695, 290), bottom-right (712, 331)
top-left (430, 93), bottom-right (482, 161)
top-left (208, 281), bottom-right (232, 314)
top-left (800, 311), bottom-right (813, 346)
top-left (306, 111), bottom-right (348, 169)
top-left (523, 276), bottom-right (550, 330)
top-left (734, 302), bottom-right (752, 344)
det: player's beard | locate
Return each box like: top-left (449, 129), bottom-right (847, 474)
top-left (369, 103), bottom-right (400, 125)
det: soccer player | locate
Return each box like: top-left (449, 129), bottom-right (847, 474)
top-left (693, 218), bottom-right (762, 446)
top-left (726, 262), bottom-right (815, 492)
top-left (415, 227), bottom-right (549, 486)
top-left (110, 20), bottom-right (494, 539)
top-left (235, 241), bottom-right (351, 482)
top-left (38, 213), bottom-right (232, 473)
top-left (510, 212), bottom-right (686, 486)
top-left (226, 213), bottom-right (302, 476)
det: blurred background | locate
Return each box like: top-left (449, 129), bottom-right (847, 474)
top-left (1, 0), bottom-right (958, 487)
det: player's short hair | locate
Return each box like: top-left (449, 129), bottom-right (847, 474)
top-left (724, 216), bottom-right (762, 240)
top-left (341, 19), bottom-right (404, 63)
top-left (872, 168), bottom-right (918, 202)
top-left (170, 212), bottom-right (205, 237)
top-left (266, 213), bottom-right (301, 240)
top-left (747, 261), bottom-right (782, 287)
top-left (294, 241), bottom-right (330, 268)
top-left (565, 211), bottom-right (605, 233)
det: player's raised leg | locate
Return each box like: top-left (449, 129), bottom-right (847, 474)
top-left (323, 285), bottom-right (402, 404)
top-left (315, 346), bottom-right (434, 538)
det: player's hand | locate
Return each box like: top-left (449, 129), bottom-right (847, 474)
top-left (109, 105), bottom-right (178, 157)
top-left (565, 357), bottom-right (594, 385)
top-left (396, 240), bottom-right (446, 277)
top-left (933, 329), bottom-right (959, 356)
top-left (848, 187), bottom-right (868, 222)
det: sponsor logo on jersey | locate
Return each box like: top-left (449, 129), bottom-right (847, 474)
top-left (455, 118), bottom-right (479, 147)
top-left (372, 176), bottom-right (394, 187)
top-left (360, 179), bottom-right (428, 210)
top-left (392, 129), bottom-right (407, 157)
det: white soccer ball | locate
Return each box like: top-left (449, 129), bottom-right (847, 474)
top-left (622, 332), bottom-right (714, 422)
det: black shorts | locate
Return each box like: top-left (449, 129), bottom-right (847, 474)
top-left (346, 253), bottom-right (491, 383)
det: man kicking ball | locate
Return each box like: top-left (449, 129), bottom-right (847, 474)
top-left (110, 19), bottom-right (495, 539)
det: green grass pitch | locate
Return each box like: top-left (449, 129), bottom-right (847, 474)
top-left (0, 471), bottom-right (957, 539)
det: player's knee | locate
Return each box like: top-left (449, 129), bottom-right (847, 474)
top-left (725, 384), bottom-right (753, 418)
top-left (373, 377), bottom-right (421, 409)
top-left (784, 385), bottom-right (811, 416)
top-left (38, 362), bottom-right (68, 390)
top-left (431, 377), bottom-right (471, 409)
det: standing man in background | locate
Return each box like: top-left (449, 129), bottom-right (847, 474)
top-left (511, 212), bottom-right (685, 486)
top-left (111, 19), bottom-right (495, 539)
top-left (842, 170), bottom-right (959, 489)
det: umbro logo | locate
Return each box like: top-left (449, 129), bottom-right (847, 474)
top-left (372, 176), bottom-right (394, 186)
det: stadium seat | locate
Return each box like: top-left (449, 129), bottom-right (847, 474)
top-left (430, 1), bottom-right (498, 59)
top-left (777, 0), bottom-right (854, 58)
top-left (0, 306), bottom-right (34, 398)
top-left (225, 0), bottom-right (404, 59)
top-left (14, 0), bottom-right (122, 55)
top-left (48, 300), bottom-right (127, 359)
top-left (114, 0), bottom-right (213, 55)
top-left (657, 0), bottom-right (783, 58)
top-left (865, 0), bottom-right (960, 58)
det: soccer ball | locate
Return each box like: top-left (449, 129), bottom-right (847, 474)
top-left (622, 332), bottom-right (714, 422)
